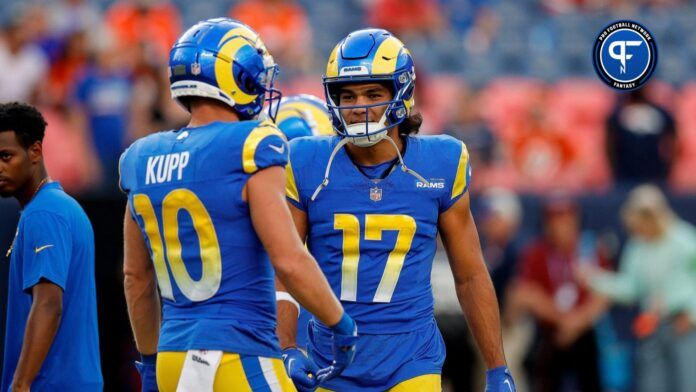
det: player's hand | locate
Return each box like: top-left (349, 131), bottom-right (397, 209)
top-left (485, 366), bottom-right (516, 392)
top-left (315, 313), bottom-right (358, 383)
top-left (282, 347), bottom-right (320, 392)
top-left (135, 354), bottom-right (158, 392)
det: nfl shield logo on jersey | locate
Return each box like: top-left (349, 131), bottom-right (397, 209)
top-left (370, 187), bottom-right (382, 202)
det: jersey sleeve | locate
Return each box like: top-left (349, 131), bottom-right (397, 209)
top-left (285, 138), bottom-right (312, 211)
top-left (118, 146), bottom-right (132, 194)
top-left (242, 121), bottom-right (289, 174)
top-left (285, 156), bottom-right (306, 211)
top-left (439, 139), bottom-right (472, 213)
top-left (20, 211), bottom-right (73, 292)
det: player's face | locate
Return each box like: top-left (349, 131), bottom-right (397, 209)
top-left (0, 131), bottom-right (33, 198)
top-left (338, 83), bottom-right (393, 125)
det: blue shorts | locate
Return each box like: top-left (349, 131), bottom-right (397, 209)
top-left (307, 318), bottom-right (445, 391)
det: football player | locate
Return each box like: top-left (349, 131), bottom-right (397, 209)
top-left (119, 19), bottom-right (357, 392)
top-left (277, 29), bottom-right (516, 391)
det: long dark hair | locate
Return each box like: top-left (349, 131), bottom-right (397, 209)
top-left (398, 112), bottom-right (422, 135)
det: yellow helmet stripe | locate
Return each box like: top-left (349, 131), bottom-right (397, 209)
top-left (243, 121), bottom-right (286, 174)
top-left (307, 105), bottom-right (334, 135)
top-left (215, 28), bottom-right (262, 106)
top-left (451, 142), bottom-right (470, 199)
top-left (326, 44), bottom-right (340, 77)
top-left (371, 36), bottom-right (405, 75)
top-left (276, 104), bottom-right (305, 124)
top-left (277, 102), bottom-right (334, 136)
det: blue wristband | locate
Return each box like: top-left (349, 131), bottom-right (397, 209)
top-left (140, 353), bottom-right (157, 365)
top-left (330, 312), bottom-right (355, 336)
top-left (486, 365), bottom-right (508, 377)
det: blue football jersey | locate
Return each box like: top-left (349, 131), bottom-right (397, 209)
top-left (119, 120), bottom-right (288, 357)
top-left (286, 135), bottom-right (471, 334)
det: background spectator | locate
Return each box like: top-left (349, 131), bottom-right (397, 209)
top-left (480, 187), bottom-right (524, 305)
top-left (578, 185), bottom-right (696, 392)
top-left (71, 36), bottom-right (133, 190)
top-left (0, 19), bottom-right (48, 103)
top-left (511, 196), bottom-right (609, 392)
top-left (479, 187), bottom-right (533, 392)
top-left (606, 89), bottom-right (677, 185)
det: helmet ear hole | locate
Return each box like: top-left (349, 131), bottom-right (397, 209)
top-left (235, 69), bottom-right (260, 95)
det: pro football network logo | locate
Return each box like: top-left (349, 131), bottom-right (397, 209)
top-left (592, 20), bottom-right (657, 90)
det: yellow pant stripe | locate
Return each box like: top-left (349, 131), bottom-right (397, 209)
top-left (218, 353), bottom-right (252, 392)
top-left (272, 357), bottom-right (297, 392)
top-left (390, 374), bottom-right (441, 391)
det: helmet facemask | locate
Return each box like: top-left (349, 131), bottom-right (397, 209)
top-left (232, 41), bottom-right (282, 122)
top-left (325, 78), bottom-right (412, 147)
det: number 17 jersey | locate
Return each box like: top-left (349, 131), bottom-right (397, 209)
top-left (119, 120), bottom-right (288, 357)
top-left (286, 135), bottom-right (471, 334)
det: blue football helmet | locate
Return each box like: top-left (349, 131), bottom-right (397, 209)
top-left (169, 18), bottom-right (281, 121)
top-left (276, 94), bottom-right (334, 140)
top-left (323, 28), bottom-right (416, 147)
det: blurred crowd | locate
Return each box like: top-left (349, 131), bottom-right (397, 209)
top-left (2, 1), bottom-right (696, 391)
top-left (0, 0), bottom-right (696, 194)
top-left (2, 0), bottom-right (696, 196)
top-left (436, 184), bottom-right (696, 392)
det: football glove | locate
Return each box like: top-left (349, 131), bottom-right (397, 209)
top-left (315, 312), bottom-right (358, 384)
top-left (282, 347), bottom-right (320, 392)
top-left (135, 353), bottom-right (158, 392)
top-left (485, 366), bottom-right (516, 392)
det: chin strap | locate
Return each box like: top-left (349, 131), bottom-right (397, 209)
top-left (382, 135), bottom-right (428, 185)
top-left (311, 136), bottom-right (429, 202)
top-left (311, 137), bottom-right (351, 201)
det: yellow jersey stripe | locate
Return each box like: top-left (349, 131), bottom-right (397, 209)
top-left (242, 121), bottom-right (286, 174)
top-left (285, 161), bottom-right (300, 202)
top-left (451, 142), bottom-right (470, 199)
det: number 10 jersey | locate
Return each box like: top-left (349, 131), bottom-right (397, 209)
top-left (119, 120), bottom-right (289, 358)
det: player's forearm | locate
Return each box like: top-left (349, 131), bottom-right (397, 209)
top-left (12, 299), bottom-right (62, 388)
top-left (274, 249), bottom-right (343, 328)
top-left (456, 271), bottom-right (507, 369)
top-left (275, 277), bottom-right (300, 349)
top-left (124, 273), bottom-right (161, 354)
top-left (276, 301), bottom-right (300, 349)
